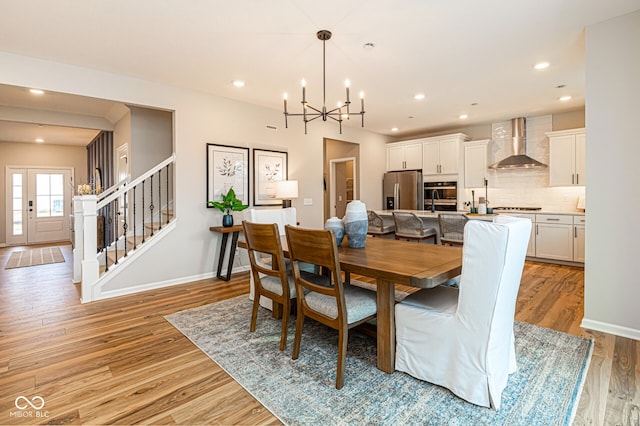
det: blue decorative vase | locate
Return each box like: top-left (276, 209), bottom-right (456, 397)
top-left (222, 214), bottom-right (234, 227)
top-left (324, 217), bottom-right (345, 246)
top-left (343, 200), bottom-right (368, 248)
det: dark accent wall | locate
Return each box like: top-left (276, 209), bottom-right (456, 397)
top-left (87, 131), bottom-right (114, 247)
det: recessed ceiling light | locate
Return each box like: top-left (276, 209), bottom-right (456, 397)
top-left (35, 138), bottom-right (44, 143)
top-left (559, 95), bottom-right (572, 101)
top-left (534, 62), bottom-right (550, 70)
top-left (414, 93), bottom-right (425, 100)
top-left (459, 114), bottom-right (468, 120)
top-left (391, 127), bottom-right (399, 132)
top-left (30, 89), bottom-right (45, 95)
top-left (232, 80), bottom-right (245, 88)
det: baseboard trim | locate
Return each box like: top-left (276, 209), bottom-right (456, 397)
top-left (581, 318), bottom-right (640, 341)
top-left (97, 264), bottom-right (251, 302)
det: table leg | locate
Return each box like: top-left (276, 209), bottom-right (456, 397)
top-left (216, 231), bottom-right (239, 281)
top-left (216, 233), bottom-right (229, 279)
top-left (224, 231), bottom-right (240, 281)
top-left (376, 278), bottom-right (395, 373)
top-left (272, 302), bottom-right (283, 319)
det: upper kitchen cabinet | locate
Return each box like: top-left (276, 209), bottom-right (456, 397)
top-left (464, 140), bottom-right (489, 188)
top-left (422, 133), bottom-right (470, 176)
top-left (386, 139), bottom-right (423, 171)
top-left (547, 128), bottom-right (585, 187)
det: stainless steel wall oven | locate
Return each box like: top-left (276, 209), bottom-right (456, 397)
top-left (424, 181), bottom-right (457, 211)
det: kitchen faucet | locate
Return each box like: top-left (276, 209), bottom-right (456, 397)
top-left (431, 189), bottom-right (439, 213)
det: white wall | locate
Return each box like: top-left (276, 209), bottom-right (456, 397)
top-left (0, 51), bottom-right (388, 296)
top-left (583, 10), bottom-right (640, 339)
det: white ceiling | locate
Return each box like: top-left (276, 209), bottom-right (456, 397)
top-left (1, 0), bottom-right (639, 141)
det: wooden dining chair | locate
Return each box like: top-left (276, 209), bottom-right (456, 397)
top-left (284, 225), bottom-right (377, 389)
top-left (242, 220), bottom-right (296, 351)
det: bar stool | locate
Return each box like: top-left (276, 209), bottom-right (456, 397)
top-left (367, 210), bottom-right (395, 237)
top-left (438, 213), bottom-right (468, 246)
top-left (392, 211), bottom-right (437, 243)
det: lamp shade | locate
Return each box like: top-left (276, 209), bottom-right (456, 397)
top-left (275, 180), bottom-right (299, 199)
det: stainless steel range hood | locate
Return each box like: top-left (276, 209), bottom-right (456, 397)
top-left (489, 117), bottom-right (547, 169)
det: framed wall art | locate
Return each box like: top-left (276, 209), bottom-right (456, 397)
top-left (206, 143), bottom-right (249, 207)
top-left (253, 148), bottom-right (288, 206)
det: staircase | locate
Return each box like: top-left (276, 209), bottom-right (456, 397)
top-left (73, 155), bottom-right (176, 302)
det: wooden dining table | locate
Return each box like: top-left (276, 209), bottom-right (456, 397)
top-left (238, 236), bottom-right (463, 373)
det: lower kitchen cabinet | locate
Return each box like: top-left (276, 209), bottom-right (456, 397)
top-left (573, 216), bottom-right (585, 263)
top-left (506, 213), bottom-right (584, 264)
top-left (533, 214), bottom-right (585, 263)
top-left (535, 221), bottom-right (573, 261)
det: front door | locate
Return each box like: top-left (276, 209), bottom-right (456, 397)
top-left (5, 167), bottom-right (73, 245)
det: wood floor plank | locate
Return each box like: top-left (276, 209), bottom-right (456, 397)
top-left (605, 336), bottom-right (640, 425)
top-left (1, 243), bottom-right (637, 425)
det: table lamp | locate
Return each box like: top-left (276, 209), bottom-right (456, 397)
top-left (275, 180), bottom-right (298, 208)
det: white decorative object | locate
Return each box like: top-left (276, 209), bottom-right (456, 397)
top-left (324, 217), bottom-right (345, 246)
top-left (343, 200), bottom-right (368, 248)
top-left (478, 196), bottom-right (487, 215)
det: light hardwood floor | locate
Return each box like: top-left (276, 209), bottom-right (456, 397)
top-left (0, 243), bottom-right (638, 425)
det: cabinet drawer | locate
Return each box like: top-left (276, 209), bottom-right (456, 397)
top-left (498, 213), bottom-right (535, 221)
top-left (573, 215), bottom-right (586, 225)
top-left (535, 214), bottom-right (573, 225)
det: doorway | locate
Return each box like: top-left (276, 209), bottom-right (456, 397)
top-left (329, 157), bottom-right (356, 218)
top-left (5, 166), bottom-right (73, 245)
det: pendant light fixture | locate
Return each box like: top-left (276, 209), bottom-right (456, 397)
top-left (283, 30), bottom-right (365, 134)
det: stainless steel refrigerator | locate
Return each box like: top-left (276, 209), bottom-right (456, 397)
top-left (383, 170), bottom-right (423, 210)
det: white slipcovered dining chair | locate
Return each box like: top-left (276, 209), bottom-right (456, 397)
top-left (395, 216), bottom-right (531, 409)
top-left (244, 208), bottom-right (297, 311)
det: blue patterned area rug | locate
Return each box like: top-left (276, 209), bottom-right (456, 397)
top-left (165, 296), bottom-right (593, 426)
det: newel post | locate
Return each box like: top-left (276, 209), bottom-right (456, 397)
top-left (72, 196), bottom-right (84, 284)
top-left (80, 195), bottom-right (99, 303)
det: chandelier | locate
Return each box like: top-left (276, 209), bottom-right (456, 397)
top-left (283, 30), bottom-right (365, 134)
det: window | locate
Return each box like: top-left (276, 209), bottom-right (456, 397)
top-left (36, 173), bottom-right (65, 217)
top-left (12, 173), bottom-right (23, 235)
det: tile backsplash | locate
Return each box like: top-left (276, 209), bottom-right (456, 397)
top-left (460, 114), bottom-right (586, 212)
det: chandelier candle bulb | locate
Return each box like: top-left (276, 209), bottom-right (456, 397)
top-left (345, 79), bottom-right (350, 103)
top-left (301, 79), bottom-right (306, 103)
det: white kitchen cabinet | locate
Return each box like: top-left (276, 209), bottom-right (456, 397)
top-left (534, 214), bottom-right (573, 261)
top-left (422, 133), bottom-right (469, 175)
top-left (386, 140), bottom-right (423, 171)
top-left (464, 140), bottom-right (489, 188)
top-left (547, 128), bottom-right (586, 186)
top-left (573, 215), bottom-right (585, 263)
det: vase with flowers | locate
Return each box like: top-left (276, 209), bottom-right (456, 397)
top-left (208, 187), bottom-right (248, 227)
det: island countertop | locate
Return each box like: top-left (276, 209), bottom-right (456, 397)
top-left (375, 209), bottom-right (496, 221)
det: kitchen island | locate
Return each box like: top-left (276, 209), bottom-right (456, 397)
top-left (374, 209), bottom-right (585, 266)
top-left (374, 210), bottom-right (495, 244)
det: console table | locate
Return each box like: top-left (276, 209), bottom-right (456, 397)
top-left (209, 224), bottom-right (243, 281)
